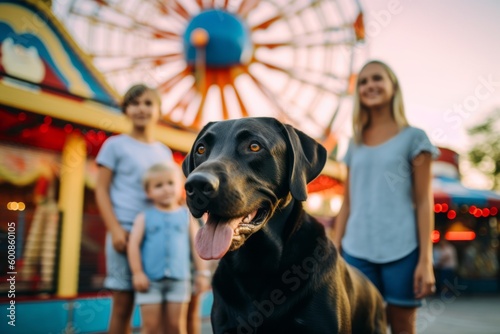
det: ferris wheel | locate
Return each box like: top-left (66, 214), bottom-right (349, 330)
top-left (55, 0), bottom-right (366, 148)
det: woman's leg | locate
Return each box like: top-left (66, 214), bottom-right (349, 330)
top-left (165, 302), bottom-right (189, 334)
top-left (140, 303), bottom-right (162, 334)
top-left (387, 305), bottom-right (417, 334)
top-left (187, 293), bottom-right (202, 334)
top-left (108, 290), bottom-right (135, 334)
top-left (381, 250), bottom-right (422, 334)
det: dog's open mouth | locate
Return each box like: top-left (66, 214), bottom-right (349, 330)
top-left (195, 207), bottom-right (269, 260)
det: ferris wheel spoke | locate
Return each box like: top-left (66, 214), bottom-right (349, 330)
top-left (227, 68), bottom-right (250, 117)
top-left (255, 36), bottom-right (354, 49)
top-left (255, 60), bottom-right (343, 95)
top-left (163, 83), bottom-right (197, 118)
top-left (231, 86), bottom-right (250, 118)
top-left (237, 0), bottom-right (261, 17)
top-left (254, 41), bottom-right (294, 49)
top-left (157, 68), bottom-right (191, 93)
top-left (88, 52), bottom-right (183, 62)
top-left (167, 0), bottom-right (192, 20)
top-left (190, 68), bottom-right (215, 128)
top-left (249, 14), bottom-right (283, 31)
top-left (282, 0), bottom-right (323, 18)
top-left (244, 69), bottom-right (290, 122)
top-left (229, 85), bottom-right (250, 118)
top-left (132, 53), bottom-right (185, 66)
top-left (215, 71), bottom-right (231, 120)
top-left (194, 0), bottom-right (204, 10)
top-left (100, 63), bottom-right (149, 75)
top-left (142, 0), bottom-right (189, 25)
top-left (89, 0), bottom-right (169, 29)
top-left (192, 93), bottom-right (208, 129)
top-left (70, 10), bottom-right (181, 41)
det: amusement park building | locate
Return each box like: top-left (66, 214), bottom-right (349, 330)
top-left (0, 1), bottom-right (347, 331)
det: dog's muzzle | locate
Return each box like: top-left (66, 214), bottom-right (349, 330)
top-left (185, 172), bottom-right (220, 217)
top-left (185, 172), bottom-right (220, 198)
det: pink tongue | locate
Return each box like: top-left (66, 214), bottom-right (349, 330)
top-left (195, 217), bottom-right (242, 260)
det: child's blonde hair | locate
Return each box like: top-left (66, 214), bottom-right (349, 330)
top-left (352, 60), bottom-right (409, 144)
top-left (142, 162), bottom-right (184, 192)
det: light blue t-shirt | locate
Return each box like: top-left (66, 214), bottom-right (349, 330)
top-left (141, 207), bottom-right (191, 281)
top-left (342, 126), bottom-right (440, 263)
top-left (96, 134), bottom-right (173, 228)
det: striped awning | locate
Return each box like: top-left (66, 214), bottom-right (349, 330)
top-left (433, 176), bottom-right (500, 208)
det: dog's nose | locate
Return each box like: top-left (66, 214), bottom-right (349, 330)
top-left (185, 172), bottom-right (220, 199)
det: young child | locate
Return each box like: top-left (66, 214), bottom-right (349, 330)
top-left (95, 84), bottom-right (173, 333)
top-left (128, 163), bottom-right (210, 334)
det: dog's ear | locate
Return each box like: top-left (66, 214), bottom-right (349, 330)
top-left (182, 122), bottom-right (215, 177)
top-left (281, 124), bottom-right (327, 201)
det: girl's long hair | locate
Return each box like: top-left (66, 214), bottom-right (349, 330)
top-left (352, 60), bottom-right (409, 144)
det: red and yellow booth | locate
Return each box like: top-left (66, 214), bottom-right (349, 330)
top-left (432, 148), bottom-right (500, 292)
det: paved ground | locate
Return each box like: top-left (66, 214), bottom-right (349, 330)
top-left (201, 294), bottom-right (500, 333)
top-left (416, 295), bottom-right (500, 334)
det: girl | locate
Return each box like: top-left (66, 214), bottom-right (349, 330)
top-left (333, 60), bottom-right (438, 334)
top-left (128, 163), bottom-right (210, 334)
top-left (95, 84), bottom-right (173, 333)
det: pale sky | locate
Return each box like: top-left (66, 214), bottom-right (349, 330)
top-left (359, 0), bottom-right (500, 188)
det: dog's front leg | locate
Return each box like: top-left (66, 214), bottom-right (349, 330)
top-left (211, 296), bottom-right (253, 334)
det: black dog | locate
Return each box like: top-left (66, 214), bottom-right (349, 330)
top-left (182, 117), bottom-right (386, 334)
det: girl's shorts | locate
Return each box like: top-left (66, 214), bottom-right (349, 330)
top-left (135, 278), bottom-right (191, 305)
top-left (342, 248), bottom-right (423, 307)
top-left (104, 232), bottom-right (133, 291)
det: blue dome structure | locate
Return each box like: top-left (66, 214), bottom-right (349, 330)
top-left (183, 9), bottom-right (252, 67)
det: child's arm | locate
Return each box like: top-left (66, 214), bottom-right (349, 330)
top-left (128, 213), bottom-right (149, 292)
top-left (95, 166), bottom-right (128, 253)
top-left (189, 216), bottom-right (211, 295)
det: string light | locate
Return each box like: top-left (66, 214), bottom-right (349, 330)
top-left (7, 202), bottom-right (25, 211)
top-left (431, 230), bottom-right (440, 243)
top-left (433, 203), bottom-right (498, 218)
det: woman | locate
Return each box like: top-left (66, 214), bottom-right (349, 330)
top-left (333, 60), bottom-right (438, 334)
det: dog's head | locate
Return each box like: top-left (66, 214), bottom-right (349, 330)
top-left (182, 117), bottom-right (327, 260)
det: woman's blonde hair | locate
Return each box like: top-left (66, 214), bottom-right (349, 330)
top-left (352, 60), bottom-right (409, 144)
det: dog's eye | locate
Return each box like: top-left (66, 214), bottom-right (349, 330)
top-left (196, 144), bottom-right (206, 155)
top-left (249, 143), bottom-right (261, 152)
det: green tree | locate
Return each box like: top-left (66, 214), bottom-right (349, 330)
top-left (468, 108), bottom-right (500, 190)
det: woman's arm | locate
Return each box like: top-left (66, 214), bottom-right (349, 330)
top-left (128, 213), bottom-right (149, 292)
top-left (95, 166), bottom-right (128, 253)
top-left (189, 215), bottom-right (211, 294)
top-left (331, 171), bottom-right (350, 251)
top-left (412, 152), bottom-right (436, 298)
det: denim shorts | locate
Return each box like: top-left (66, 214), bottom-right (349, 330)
top-left (343, 248), bottom-right (423, 307)
top-left (103, 232), bottom-right (133, 291)
top-left (135, 278), bottom-right (191, 305)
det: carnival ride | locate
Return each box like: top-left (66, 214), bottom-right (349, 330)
top-left (56, 0), bottom-right (366, 149)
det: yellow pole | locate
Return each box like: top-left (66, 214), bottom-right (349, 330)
top-left (57, 133), bottom-right (86, 297)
